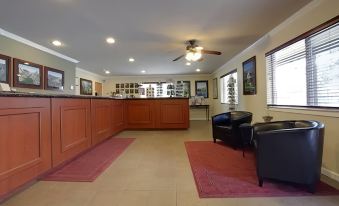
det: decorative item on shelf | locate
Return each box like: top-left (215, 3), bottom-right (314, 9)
top-left (167, 84), bottom-right (175, 97)
top-left (262, 115), bottom-right (273, 122)
top-left (80, 78), bottom-right (93, 95)
top-left (0, 53), bottom-right (11, 85)
top-left (146, 84), bottom-right (154, 97)
top-left (44, 67), bottom-right (64, 90)
top-left (243, 56), bottom-right (257, 95)
top-left (227, 74), bottom-right (236, 111)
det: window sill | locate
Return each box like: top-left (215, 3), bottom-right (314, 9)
top-left (268, 106), bottom-right (339, 118)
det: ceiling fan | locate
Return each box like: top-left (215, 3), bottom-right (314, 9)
top-left (172, 39), bottom-right (222, 62)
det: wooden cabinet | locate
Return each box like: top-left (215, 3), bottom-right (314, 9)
top-left (51, 98), bottom-right (91, 167)
top-left (125, 99), bottom-right (189, 129)
top-left (155, 99), bottom-right (189, 129)
top-left (111, 100), bottom-right (125, 135)
top-left (91, 99), bottom-right (112, 145)
top-left (0, 97), bottom-right (51, 197)
top-left (126, 100), bottom-right (156, 128)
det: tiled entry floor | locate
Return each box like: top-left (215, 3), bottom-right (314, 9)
top-left (3, 121), bottom-right (339, 206)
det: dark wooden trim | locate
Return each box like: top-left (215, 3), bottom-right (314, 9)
top-left (195, 80), bottom-right (209, 98)
top-left (265, 15), bottom-right (339, 56)
top-left (44, 67), bottom-right (64, 90)
top-left (13, 58), bottom-right (43, 89)
top-left (80, 78), bottom-right (93, 95)
top-left (242, 56), bottom-right (257, 95)
top-left (220, 69), bottom-right (237, 79)
top-left (0, 54), bottom-right (11, 85)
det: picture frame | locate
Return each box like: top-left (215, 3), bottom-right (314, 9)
top-left (116, 84), bottom-right (120, 88)
top-left (195, 80), bottom-right (208, 98)
top-left (176, 80), bottom-right (191, 97)
top-left (80, 78), bottom-right (93, 95)
top-left (242, 56), bottom-right (257, 95)
top-left (13, 58), bottom-right (43, 89)
top-left (212, 78), bottom-right (218, 99)
top-left (44, 67), bottom-right (64, 90)
top-left (0, 54), bottom-right (11, 85)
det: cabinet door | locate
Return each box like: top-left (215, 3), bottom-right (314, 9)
top-left (0, 97), bottom-right (51, 197)
top-left (51, 98), bottom-right (91, 167)
top-left (112, 100), bottom-right (125, 135)
top-left (126, 100), bottom-right (155, 128)
top-left (91, 99), bottom-right (112, 145)
top-left (156, 99), bottom-right (189, 129)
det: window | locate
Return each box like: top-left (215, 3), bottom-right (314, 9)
top-left (266, 18), bottom-right (339, 108)
top-left (220, 70), bottom-right (238, 104)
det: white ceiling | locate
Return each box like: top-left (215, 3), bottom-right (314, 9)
top-left (0, 0), bottom-right (311, 76)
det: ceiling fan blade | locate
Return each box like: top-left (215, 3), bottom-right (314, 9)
top-left (202, 50), bottom-right (222, 55)
top-left (172, 54), bottom-right (185, 61)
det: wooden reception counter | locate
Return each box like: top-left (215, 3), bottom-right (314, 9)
top-left (0, 93), bottom-right (189, 201)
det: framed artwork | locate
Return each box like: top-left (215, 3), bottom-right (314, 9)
top-left (130, 83), bottom-right (134, 88)
top-left (116, 84), bottom-right (120, 88)
top-left (80, 78), bottom-right (93, 95)
top-left (212, 78), bottom-right (218, 99)
top-left (134, 83), bottom-right (139, 88)
top-left (13, 58), bottom-right (43, 89)
top-left (44, 67), bottom-right (64, 90)
top-left (125, 83), bottom-right (129, 88)
top-left (116, 89), bottom-right (120, 94)
top-left (135, 89), bottom-right (138, 94)
top-left (120, 83), bottom-right (124, 88)
top-left (242, 56), bottom-right (257, 95)
top-left (195, 80), bottom-right (208, 98)
top-left (178, 81), bottom-right (191, 97)
top-left (0, 54), bottom-right (11, 84)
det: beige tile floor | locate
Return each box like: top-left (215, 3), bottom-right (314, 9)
top-left (2, 121), bottom-right (339, 206)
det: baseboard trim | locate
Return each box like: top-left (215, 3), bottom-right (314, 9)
top-left (321, 167), bottom-right (339, 182)
top-left (190, 118), bottom-right (209, 121)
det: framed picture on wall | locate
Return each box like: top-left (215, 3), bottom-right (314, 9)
top-left (0, 54), bottom-right (11, 85)
top-left (212, 78), bottom-right (218, 99)
top-left (116, 84), bottom-right (120, 88)
top-left (80, 78), bottom-right (93, 95)
top-left (242, 56), bottom-right (257, 95)
top-left (195, 80), bottom-right (208, 98)
top-left (13, 58), bottom-right (43, 89)
top-left (44, 67), bottom-right (64, 90)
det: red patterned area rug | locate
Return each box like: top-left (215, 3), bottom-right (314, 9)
top-left (185, 141), bottom-right (339, 198)
top-left (42, 138), bottom-right (135, 182)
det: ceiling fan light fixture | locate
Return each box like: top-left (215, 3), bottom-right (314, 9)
top-left (185, 51), bottom-right (202, 61)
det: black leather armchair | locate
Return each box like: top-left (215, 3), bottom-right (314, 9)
top-left (253, 120), bottom-right (324, 193)
top-left (212, 111), bottom-right (252, 149)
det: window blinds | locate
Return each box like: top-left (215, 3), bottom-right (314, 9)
top-left (266, 21), bottom-right (339, 108)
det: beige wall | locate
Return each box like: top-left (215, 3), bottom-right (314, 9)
top-left (103, 74), bottom-right (213, 120)
top-left (75, 68), bottom-right (105, 96)
top-left (0, 35), bottom-right (76, 94)
top-left (212, 0), bottom-right (339, 178)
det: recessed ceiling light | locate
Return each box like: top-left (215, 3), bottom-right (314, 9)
top-left (106, 37), bottom-right (115, 44)
top-left (196, 68), bottom-right (201, 72)
top-left (105, 70), bottom-right (110, 74)
top-left (52, 40), bottom-right (62, 46)
top-left (129, 58), bottom-right (135, 62)
top-left (186, 62), bottom-right (191, 66)
top-left (141, 70), bottom-right (146, 73)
